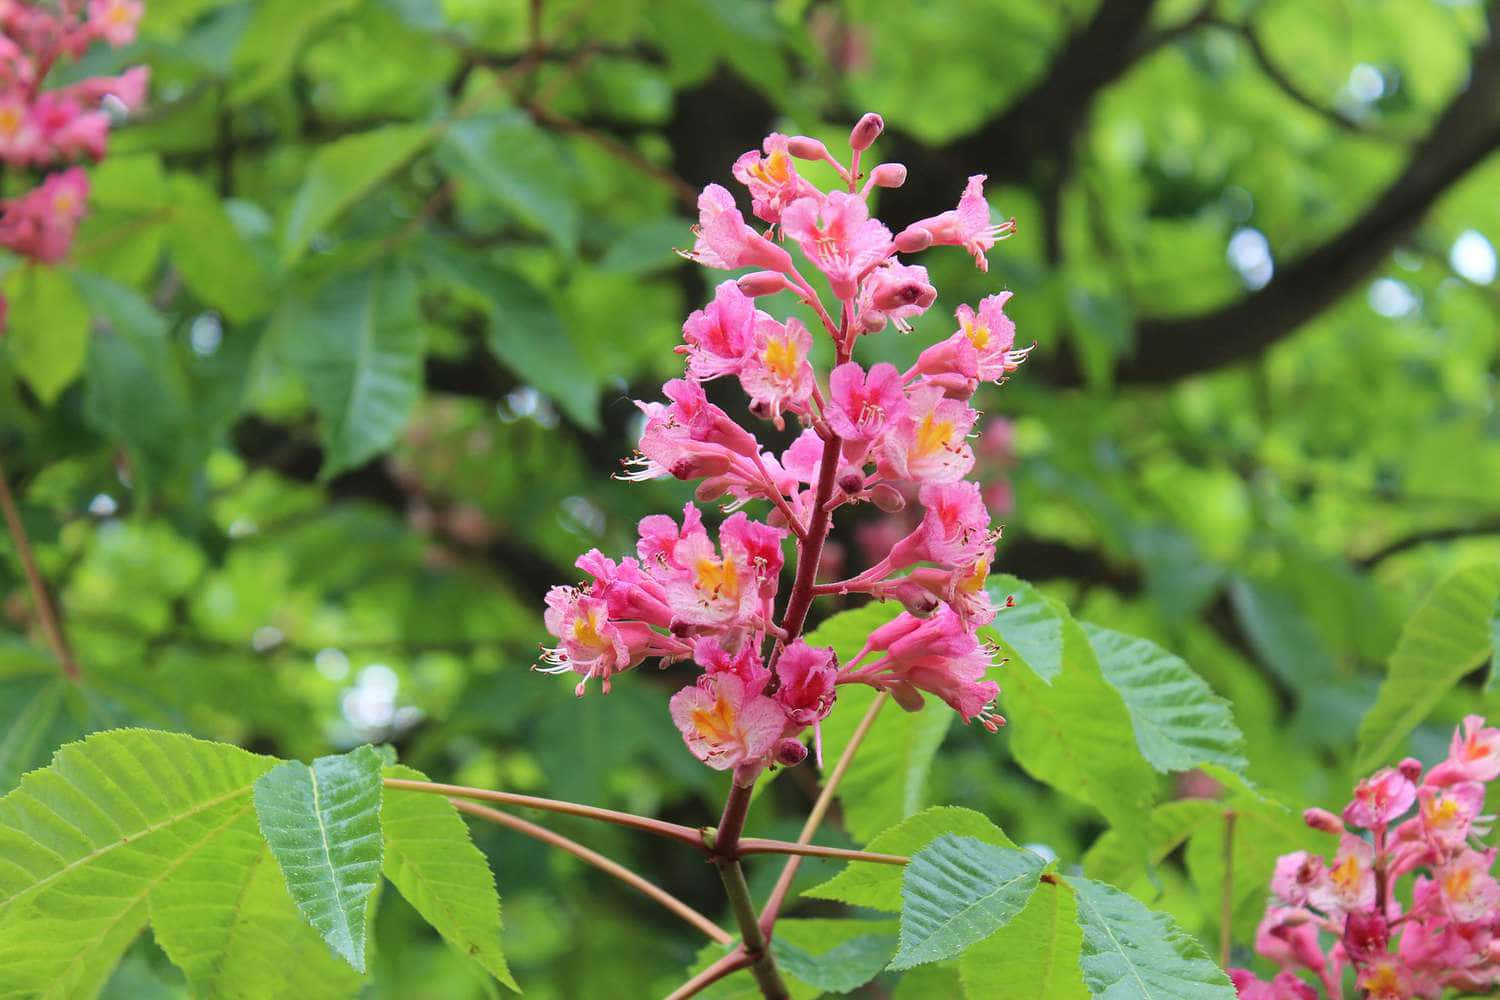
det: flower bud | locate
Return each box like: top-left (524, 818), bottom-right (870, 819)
top-left (1341, 910), bottom-right (1390, 964)
top-left (670, 453), bottom-right (733, 480)
top-left (774, 738), bottom-right (808, 767)
top-left (889, 681), bottom-right (926, 713)
top-left (870, 162), bottom-right (907, 188)
top-left (859, 310), bottom-right (888, 334)
top-left (786, 135), bottom-right (830, 161)
top-left (1398, 757), bottom-right (1424, 782)
top-left (695, 477), bottom-right (730, 502)
top-left (837, 469), bottom-right (864, 496)
top-left (869, 483), bottom-right (906, 512)
top-left (737, 270), bottom-right (791, 297)
top-left (882, 579), bottom-right (940, 617)
top-left (849, 112), bottom-right (884, 151)
top-left (872, 275), bottom-right (936, 313)
top-left (893, 226), bottom-right (932, 253)
top-left (1303, 807), bottom-right (1343, 834)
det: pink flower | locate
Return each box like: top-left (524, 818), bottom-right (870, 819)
top-left (688, 183), bottom-right (794, 273)
top-left (693, 636), bottom-right (770, 695)
top-left (1428, 715), bottom-right (1500, 785)
top-left (956, 292), bottom-right (1027, 380)
top-left (0, 95), bottom-right (42, 163)
top-left (1436, 849), bottom-right (1500, 923)
top-left (858, 260), bottom-right (935, 333)
top-left (1271, 851), bottom-right (1329, 907)
top-left (1345, 767), bottom-right (1418, 829)
top-left (780, 191), bottom-right (892, 299)
top-left (540, 589), bottom-right (690, 695)
top-left (827, 361), bottom-right (906, 442)
top-left (773, 642), bottom-right (837, 726)
top-left (62, 65), bottom-right (150, 110)
top-left (33, 96), bottom-right (108, 160)
top-left (739, 314), bottom-right (813, 428)
top-left (879, 385), bottom-right (977, 484)
top-left (1256, 908), bottom-right (1328, 971)
top-left (848, 607), bottom-right (1001, 730)
top-left (895, 174), bottom-right (1015, 273)
top-left (575, 549), bottom-right (673, 628)
top-left (888, 481), bottom-right (992, 569)
top-left (1309, 834), bottom-right (1376, 916)
top-left (1417, 781), bottom-right (1485, 853)
top-left (626, 378), bottom-right (761, 482)
top-left (88, 0), bottom-right (143, 47)
top-left (731, 132), bottom-right (817, 225)
top-left (1228, 970), bottom-right (1317, 1000)
top-left (637, 504), bottom-right (784, 630)
top-left (0, 167), bottom-right (89, 264)
top-left (1356, 959), bottom-right (1415, 1000)
top-left (670, 673), bottom-right (786, 771)
top-left (681, 280), bottom-right (756, 380)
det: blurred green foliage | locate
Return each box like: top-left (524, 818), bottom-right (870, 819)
top-left (3, 0), bottom-right (1500, 996)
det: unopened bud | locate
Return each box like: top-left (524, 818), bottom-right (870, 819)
top-left (1303, 807), bottom-right (1343, 835)
top-left (849, 112), bottom-right (883, 151)
top-left (889, 681), bottom-right (926, 713)
top-left (869, 483), bottom-right (905, 513)
top-left (774, 738), bottom-right (808, 767)
top-left (859, 310), bottom-right (888, 334)
top-left (786, 135), bottom-right (830, 161)
top-left (737, 270), bottom-right (791, 297)
top-left (671, 453), bottom-right (733, 481)
top-left (1398, 757), bottom-right (1424, 782)
top-left (837, 470), bottom-right (864, 496)
top-left (894, 226), bottom-right (932, 253)
top-left (927, 373), bottom-right (979, 400)
top-left (872, 277), bottom-right (936, 313)
top-left (870, 162), bottom-right (907, 188)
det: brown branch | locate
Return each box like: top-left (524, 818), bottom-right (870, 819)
top-left (1356, 518), bottom-right (1500, 568)
top-left (664, 945), bottom-right (752, 1000)
top-left (449, 798), bottom-right (732, 945)
top-left (0, 458), bottom-right (80, 681)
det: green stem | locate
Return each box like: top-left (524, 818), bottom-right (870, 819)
top-left (714, 850), bottom-right (790, 1000)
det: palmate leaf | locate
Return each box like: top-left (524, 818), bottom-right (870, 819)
top-left (1082, 624), bottom-right (1247, 776)
top-left (809, 602), bottom-right (953, 843)
top-left (382, 765), bottom-right (517, 990)
top-left (1066, 876), bottom-right (1235, 1000)
top-left (891, 835), bottom-right (1045, 970)
top-left (0, 729), bottom-right (344, 999)
top-left (1356, 563), bottom-right (1500, 772)
top-left (252, 746), bottom-right (384, 972)
top-left (958, 877), bottom-right (1088, 1000)
top-left (807, 806), bottom-right (1015, 912)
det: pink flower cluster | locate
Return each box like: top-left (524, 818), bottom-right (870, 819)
top-left (0, 0), bottom-right (147, 268)
top-left (541, 113), bottom-right (1028, 777)
top-left (1233, 716), bottom-right (1500, 999)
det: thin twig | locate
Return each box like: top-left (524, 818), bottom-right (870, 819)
top-left (663, 945), bottom-right (751, 1000)
top-left (449, 798), bottom-right (732, 945)
top-left (1220, 810), bottom-right (1236, 968)
top-left (758, 692), bottom-right (889, 934)
top-left (736, 840), bottom-right (906, 865)
top-left (383, 777), bottom-right (704, 847)
top-left (0, 458), bottom-right (80, 681)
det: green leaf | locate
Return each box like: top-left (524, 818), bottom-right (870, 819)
top-left (165, 174), bottom-right (272, 322)
top-left (1082, 798), bottom-right (1223, 887)
top-left (1227, 577), bottom-right (1336, 688)
top-left (958, 877), bottom-right (1088, 1000)
top-left (0, 730), bottom-right (280, 998)
top-left (807, 806), bottom-right (1015, 912)
top-left (1489, 602), bottom-right (1500, 693)
top-left (3, 265), bottom-right (90, 403)
top-left (986, 597), bottom-right (1157, 829)
top-left (382, 765), bottom-right (517, 990)
top-left (148, 810), bottom-right (363, 999)
top-left (232, 0), bottom-right (359, 104)
top-left (890, 835), bottom-right (1045, 970)
top-left (440, 113), bottom-right (578, 254)
top-left (1065, 875), bottom-right (1235, 1000)
top-left (279, 122), bottom-right (433, 266)
top-left (71, 153), bottom-right (168, 285)
top-left (0, 673), bottom-right (84, 794)
top-left (771, 919), bottom-right (897, 994)
top-left (281, 264), bottom-right (426, 476)
top-left (1356, 563), bottom-right (1500, 772)
top-left (809, 602), bottom-right (953, 843)
top-left (987, 574), bottom-right (1066, 681)
top-left (1082, 623), bottom-right (1247, 775)
top-left (253, 745), bottom-right (385, 971)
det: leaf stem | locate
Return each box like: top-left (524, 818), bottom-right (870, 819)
top-left (0, 457), bottom-right (80, 682)
top-left (448, 798), bottom-right (732, 945)
top-left (1220, 809), bottom-right (1236, 968)
top-left (758, 691), bottom-right (889, 935)
top-left (735, 839), bottom-right (907, 865)
top-left (663, 946), bottom-right (751, 1000)
top-left (383, 778), bottom-right (703, 847)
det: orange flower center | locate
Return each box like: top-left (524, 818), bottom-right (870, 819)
top-left (762, 336), bottom-right (800, 381)
top-left (914, 412), bottom-right (955, 459)
top-left (695, 556), bottom-right (740, 601)
top-left (691, 693), bottom-right (738, 744)
top-left (750, 151), bottom-right (790, 185)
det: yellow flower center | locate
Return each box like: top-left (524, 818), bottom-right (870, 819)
top-left (0, 106), bottom-right (21, 137)
top-left (959, 554), bottom-right (991, 595)
top-left (1330, 854), bottom-right (1363, 893)
top-left (571, 608), bottom-right (606, 650)
top-left (750, 151), bottom-right (790, 185)
top-left (106, 1), bottom-right (133, 25)
top-left (762, 336), bottom-right (800, 380)
top-left (695, 556), bottom-right (740, 601)
top-left (962, 316), bottom-right (991, 350)
top-left (52, 192), bottom-right (76, 217)
top-left (1363, 963), bottom-right (1401, 996)
top-left (1443, 865), bottom-right (1473, 901)
top-left (1424, 795), bottom-right (1459, 826)
top-left (913, 412), bottom-right (955, 459)
top-left (691, 693), bottom-right (738, 744)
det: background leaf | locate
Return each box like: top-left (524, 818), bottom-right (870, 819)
top-left (957, 877), bottom-right (1088, 1000)
top-left (3, 265), bottom-right (90, 403)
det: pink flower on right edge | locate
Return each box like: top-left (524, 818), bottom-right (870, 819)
top-left (1231, 715), bottom-right (1500, 999)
